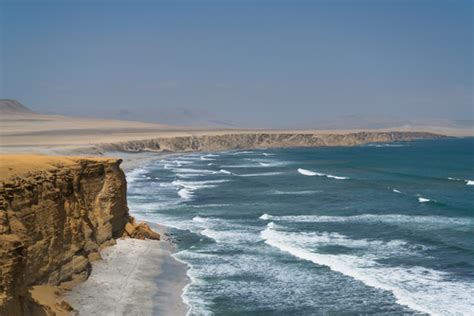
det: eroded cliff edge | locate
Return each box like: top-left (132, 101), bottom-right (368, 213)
top-left (0, 155), bottom-right (158, 315)
top-left (96, 131), bottom-right (445, 153)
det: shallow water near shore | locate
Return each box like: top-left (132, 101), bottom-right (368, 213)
top-left (127, 138), bottom-right (474, 315)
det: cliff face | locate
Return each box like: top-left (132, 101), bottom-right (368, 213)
top-left (98, 131), bottom-right (445, 153)
top-left (0, 157), bottom-right (130, 315)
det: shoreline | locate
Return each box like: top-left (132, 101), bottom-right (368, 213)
top-left (65, 222), bottom-right (190, 316)
top-left (1, 136), bottom-right (461, 315)
top-left (62, 152), bottom-right (192, 316)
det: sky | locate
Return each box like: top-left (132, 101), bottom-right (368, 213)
top-left (0, 0), bottom-right (472, 128)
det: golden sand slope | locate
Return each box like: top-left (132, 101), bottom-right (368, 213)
top-left (0, 155), bottom-right (112, 181)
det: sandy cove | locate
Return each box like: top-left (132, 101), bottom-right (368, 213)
top-left (65, 233), bottom-right (189, 316)
top-left (0, 154), bottom-right (185, 316)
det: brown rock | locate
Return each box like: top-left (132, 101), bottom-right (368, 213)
top-left (122, 217), bottom-right (160, 240)
top-left (0, 156), bottom-right (130, 315)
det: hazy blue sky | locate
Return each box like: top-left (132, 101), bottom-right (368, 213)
top-left (1, 0), bottom-right (472, 127)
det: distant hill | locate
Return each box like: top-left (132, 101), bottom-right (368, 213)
top-left (0, 99), bottom-right (36, 115)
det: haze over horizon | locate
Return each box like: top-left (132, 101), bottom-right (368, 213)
top-left (0, 0), bottom-right (472, 128)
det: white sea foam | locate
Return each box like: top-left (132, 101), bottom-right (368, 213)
top-left (418, 197), bottom-right (430, 203)
top-left (200, 228), bottom-right (258, 244)
top-left (219, 169), bottom-right (232, 175)
top-left (259, 213), bottom-right (474, 228)
top-left (447, 177), bottom-right (474, 186)
top-left (230, 151), bottom-right (254, 155)
top-left (189, 204), bottom-right (231, 209)
top-left (171, 251), bottom-right (210, 316)
top-left (393, 189), bottom-right (401, 193)
top-left (259, 213), bottom-right (272, 220)
top-left (271, 190), bottom-right (321, 195)
top-left (238, 172), bottom-right (283, 177)
top-left (261, 224), bottom-right (474, 316)
top-left (172, 179), bottom-right (228, 189)
top-left (126, 167), bottom-right (149, 184)
top-left (172, 179), bottom-right (228, 200)
top-left (326, 175), bottom-right (349, 180)
top-left (178, 188), bottom-right (193, 200)
top-left (172, 168), bottom-right (217, 174)
top-left (262, 152), bottom-right (274, 157)
top-left (192, 216), bottom-right (209, 223)
top-left (367, 143), bottom-right (408, 147)
top-left (297, 168), bottom-right (349, 180)
top-left (297, 168), bottom-right (317, 176)
top-left (219, 163), bottom-right (259, 168)
top-left (176, 173), bottom-right (204, 179)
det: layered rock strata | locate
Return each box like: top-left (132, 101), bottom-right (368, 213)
top-left (0, 156), bottom-right (158, 315)
top-left (97, 131), bottom-right (445, 153)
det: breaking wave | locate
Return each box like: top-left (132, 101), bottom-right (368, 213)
top-left (261, 223), bottom-right (474, 316)
top-left (297, 168), bottom-right (349, 180)
top-left (259, 213), bottom-right (474, 229)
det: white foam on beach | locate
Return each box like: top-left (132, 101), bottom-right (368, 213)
top-left (261, 223), bottom-right (474, 316)
top-left (418, 197), bottom-right (430, 203)
top-left (170, 251), bottom-right (211, 316)
top-left (262, 152), bottom-right (274, 157)
top-left (297, 168), bottom-right (349, 180)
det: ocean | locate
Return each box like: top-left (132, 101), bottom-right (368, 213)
top-left (126, 138), bottom-right (474, 316)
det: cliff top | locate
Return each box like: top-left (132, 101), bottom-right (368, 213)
top-left (0, 155), bottom-right (115, 181)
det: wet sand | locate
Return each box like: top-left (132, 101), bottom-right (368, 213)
top-left (66, 236), bottom-right (189, 316)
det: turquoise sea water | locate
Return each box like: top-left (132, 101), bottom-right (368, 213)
top-left (127, 138), bottom-right (474, 315)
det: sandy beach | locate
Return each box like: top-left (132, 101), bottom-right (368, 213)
top-left (65, 231), bottom-right (190, 316)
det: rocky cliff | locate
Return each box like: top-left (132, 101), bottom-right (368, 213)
top-left (97, 131), bottom-right (445, 153)
top-left (0, 155), bottom-right (157, 315)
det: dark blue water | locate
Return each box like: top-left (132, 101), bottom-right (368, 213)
top-left (127, 138), bottom-right (474, 315)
